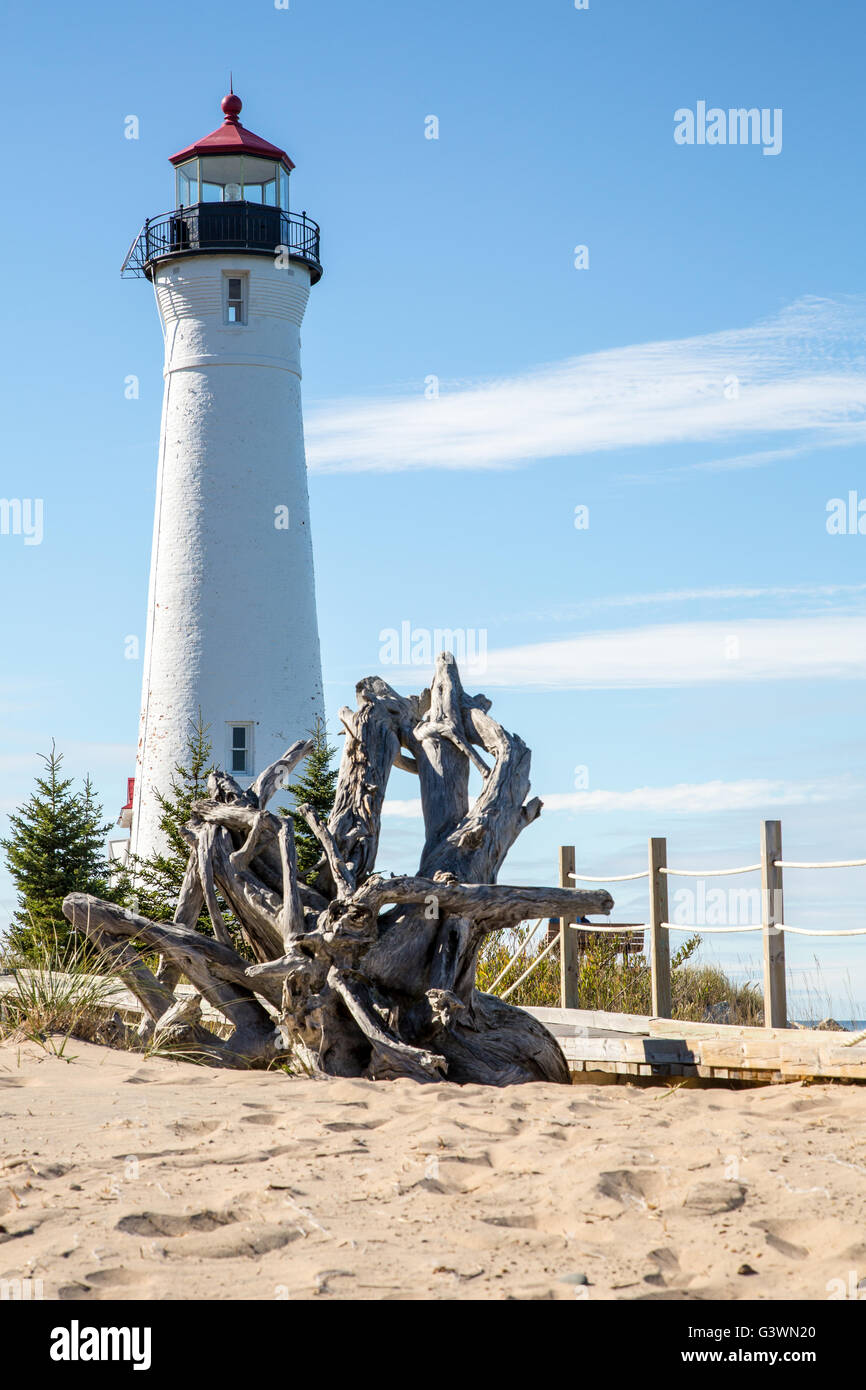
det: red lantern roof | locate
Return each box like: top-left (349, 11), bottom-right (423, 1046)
top-left (169, 92), bottom-right (295, 170)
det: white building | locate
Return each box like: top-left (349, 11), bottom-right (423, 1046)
top-left (121, 91), bottom-right (324, 863)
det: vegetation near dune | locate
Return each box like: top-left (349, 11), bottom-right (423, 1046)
top-left (0, 932), bottom-right (128, 1052)
top-left (118, 712), bottom-right (341, 938)
top-left (279, 715), bottom-right (340, 885)
top-left (117, 711), bottom-right (217, 931)
top-left (1, 743), bottom-right (115, 959)
top-left (476, 923), bottom-right (764, 1025)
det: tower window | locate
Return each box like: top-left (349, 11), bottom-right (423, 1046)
top-left (228, 723), bottom-right (254, 775)
top-left (225, 275), bottom-right (246, 323)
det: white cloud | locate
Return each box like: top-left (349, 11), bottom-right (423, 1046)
top-left (540, 581), bottom-right (866, 620)
top-left (500, 583), bottom-right (866, 632)
top-left (306, 296), bottom-right (866, 474)
top-left (462, 615), bottom-right (866, 689)
top-left (381, 776), bottom-right (850, 820)
top-left (381, 798), bottom-right (424, 819)
top-left (541, 778), bottom-right (850, 815)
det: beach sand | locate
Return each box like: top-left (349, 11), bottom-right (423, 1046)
top-left (1, 1038), bottom-right (864, 1301)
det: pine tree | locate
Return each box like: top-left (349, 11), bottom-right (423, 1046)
top-left (122, 712), bottom-right (215, 926)
top-left (280, 716), bottom-right (340, 883)
top-left (1, 744), bottom-right (113, 959)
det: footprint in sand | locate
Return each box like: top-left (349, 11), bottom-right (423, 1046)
top-left (322, 1119), bottom-right (387, 1132)
top-left (116, 1209), bottom-right (240, 1237)
top-left (778, 1096), bottom-right (839, 1117)
top-left (115, 1208), bottom-right (300, 1259)
top-left (596, 1169), bottom-right (669, 1210)
top-left (481, 1213), bottom-right (537, 1230)
top-left (170, 1118), bottom-right (223, 1138)
top-left (683, 1182), bottom-right (747, 1216)
top-left (166, 1225), bottom-right (299, 1259)
top-left (645, 1246), bottom-right (687, 1288)
top-left (58, 1282), bottom-right (97, 1300)
top-left (28, 1161), bottom-right (72, 1179)
top-left (753, 1219), bottom-right (810, 1260)
top-left (765, 1233), bottom-right (809, 1260)
top-left (59, 1268), bottom-right (155, 1300)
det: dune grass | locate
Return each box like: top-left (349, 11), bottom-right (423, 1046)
top-left (0, 930), bottom-right (132, 1052)
top-left (476, 922), bottom-right (764, 1024)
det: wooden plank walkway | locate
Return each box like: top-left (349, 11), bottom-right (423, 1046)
top-left (522, 1006), bottom-right (866, 1083)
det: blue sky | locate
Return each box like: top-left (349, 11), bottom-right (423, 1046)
top-left (2, 0), bottom-right (865, 1016)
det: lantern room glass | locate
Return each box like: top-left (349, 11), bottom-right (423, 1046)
top-left (176, 160), bottom-right (199, 207)
top-left (175, 156), bottom-right (289, 209)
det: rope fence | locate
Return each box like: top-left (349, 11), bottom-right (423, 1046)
top-left (659, 863), bottom-right (761, 877)
top-left (499, 933), bottom-right (559, 1001)
top-left (774, 859), bottom-right (866, 870)
top-left (487, 918), bottom-right (544, 994)
top-left (563, 869), bottom-right (649, 882)
top-left (490, 822), bottom-right (866, 1030)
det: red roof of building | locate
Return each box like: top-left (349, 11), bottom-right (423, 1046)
top-left (169, 92), bottom-right (295, 169)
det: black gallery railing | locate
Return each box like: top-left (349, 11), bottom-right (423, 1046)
top-left (121, 203), bottom-right (322, 281)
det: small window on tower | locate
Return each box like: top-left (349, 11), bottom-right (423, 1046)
top-left (226, 275), bottom-right (245, 324)
top-left (229, 723), bottom-right (253, 775)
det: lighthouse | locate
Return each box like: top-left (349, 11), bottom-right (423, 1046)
top-left (122, 91), bottom-right (324, 863)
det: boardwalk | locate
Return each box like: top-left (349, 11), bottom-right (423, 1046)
top-left (524, 1006), bottom-right (866, 1083)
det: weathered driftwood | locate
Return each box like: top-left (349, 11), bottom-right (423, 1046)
top-left (63, 654), bottom-right (613, 1084)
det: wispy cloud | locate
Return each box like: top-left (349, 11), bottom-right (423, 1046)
top-left (509, 581), bottom-right (866, 627)
top-left (306, 296), bottom-right (866, 474)
top-left (588, 582), bottom-right (866, 610)
top-left (382, 798), bottom-right (425, 819)
top-left (381, 776), bottom-right (852, 820)
top-left (383, 615), bottom-right (866, 690)
top-left (541, 778), bottom-right (852, 815)
top-left (616, 444), bottom-right (810, 484)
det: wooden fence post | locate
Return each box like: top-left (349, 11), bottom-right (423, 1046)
top-left (649, 837), bottom-right (671, 1018)
top-left (558, 844), bottom-right (579, 1010)
top-left (761, 819), bottom-right (787, 1029)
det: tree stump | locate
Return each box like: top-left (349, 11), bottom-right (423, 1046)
top-left (63, 654), bottom-right (613, 1084)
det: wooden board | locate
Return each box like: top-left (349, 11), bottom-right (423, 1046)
top-left (522, 1005), bottom-right (866, 1085)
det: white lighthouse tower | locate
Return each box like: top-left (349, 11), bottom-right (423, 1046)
top-left (122, 91), bottom-right (324, 862)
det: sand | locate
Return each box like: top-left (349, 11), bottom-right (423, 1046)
top-left (1, 1038), bottom-right (864, 1301)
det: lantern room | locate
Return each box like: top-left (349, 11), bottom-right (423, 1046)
top-left (121, 90), bottom-right (321, 283)
top-left (173, 155), bottom-right (290, 209)
top-left (169, 91), bottom-right (296, 210)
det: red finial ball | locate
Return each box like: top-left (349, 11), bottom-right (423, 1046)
top-left (221, 92), bottom-right (242, 120)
